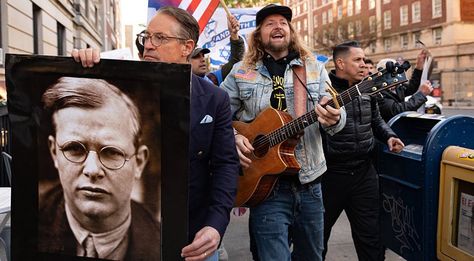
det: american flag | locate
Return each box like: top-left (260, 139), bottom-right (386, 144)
top-left (148, 0), bottom-right (221, 34)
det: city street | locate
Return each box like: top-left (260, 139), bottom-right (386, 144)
top-left (222, 107), bottom-right (474, 261)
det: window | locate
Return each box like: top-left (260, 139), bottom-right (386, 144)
top-left (314, 14), bottom-right (318, 28)
top-left (348, 22), bottom-right (354, 38)
top-left (347, 0), bottom-right (353, 16)
top-left (85, 0), bottom-right (89, 17)
top-left (432, 0), bottom-right (442, 18)
top-left (369, 16), bottom-right (376, 33)
top-left (370, 41), bottom-right (376, 53)
top-left (433, 27), bottom-right (442, 45)
top-left (296, 5), bottom-right (300, 16)
top-left (355, 20), bottom-right (362, 36)
top-left (297, 20), bottom-right (301, 31)
top-left (369, 0), bottom-right (376, 9)
top-left (328, 10), bottom-right (333, 23)
top-left (94, 6), bottom-right (99, 28)
top-left (338, 25), bottom-right (343, 39)
top-left (303, 2), bottom-right (307, 12)
top-left (384, 37), bottom-right (391, 51)
top-left (413, 31), bottom-right (421, 47)
top-left (383, 0), bottom-right (391, 3)
top-left (322, 12), bottom-right (327, 25)
top-left (400, 5), bottom-right (408, 26)
top-left (400, 34), bottom-right (408, 49)
top-left (323, 30), bottom-right (327, 44)
top-left (355, 0), bottom-right (361, 14)
top-left (384, 11), bottom-right (391, 29)
top-left (303, 18), bottom-right (308, 30)
top-left (57, 22), bottom-right (66, 55)
top-left (33, 4), bottom-right (42, 54)
top-left (412, 2), bottom-right (421, 23)
top-left (322, 0), bottom-right (328, 4)
top-left (304, 34), bottom-right (308, 43)
top-left (337, 5), bottom-right (343, 20)
top-left (328, 27), bottom-right (334, 41)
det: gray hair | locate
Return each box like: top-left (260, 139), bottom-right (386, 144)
top-left (156, 6), bottom-right (199, 45)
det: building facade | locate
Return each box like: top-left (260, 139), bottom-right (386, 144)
top-left (286, 0), bottom-right (474, 105)
top-left (0, 0), bottom-right (121, 99)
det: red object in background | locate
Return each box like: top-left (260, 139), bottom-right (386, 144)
top-left (432, 88), bottom-right (441, 97)
top-left (148, 0), bottom-right (220, 34)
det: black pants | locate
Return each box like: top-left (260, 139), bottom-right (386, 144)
top-left (322, 163), bottom-right (384, 261)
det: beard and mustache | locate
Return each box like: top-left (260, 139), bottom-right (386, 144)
top-left (262, 29), bottom-right (290, 53)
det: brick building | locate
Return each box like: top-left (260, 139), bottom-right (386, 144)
top-left (0, 0), bottom-right (121, 99)
top-left (286, 0), bottom-right (474, 105)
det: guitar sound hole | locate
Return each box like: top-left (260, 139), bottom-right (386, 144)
top-left (253, 135), bottom-right (269, 158)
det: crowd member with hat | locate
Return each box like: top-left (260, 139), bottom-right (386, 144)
top-left (191, 47), bottom-right (211, 76)
top-left (221, 4), bottom-right (346, 260)
top-left (375, 49), bottom-right (433, 122)
top-left (191, 14), bottom-right (245, 86)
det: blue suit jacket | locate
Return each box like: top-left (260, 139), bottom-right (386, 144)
top-left (188, 75), bottom-right (239, 242)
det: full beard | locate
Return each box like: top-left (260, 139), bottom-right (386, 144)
top-left (263, 40), bottom-right (290, 53)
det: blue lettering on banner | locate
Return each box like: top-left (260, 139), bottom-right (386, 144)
top-left (240, 20), bottom-right (256, 29)
top-left (212, 31), bottom-right (230, 42)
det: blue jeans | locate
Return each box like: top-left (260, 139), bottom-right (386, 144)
top-left (249, 178), bottom-right (324, 261)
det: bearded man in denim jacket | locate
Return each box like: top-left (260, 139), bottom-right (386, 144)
top-left (221, 4), bottom-right (346, 261)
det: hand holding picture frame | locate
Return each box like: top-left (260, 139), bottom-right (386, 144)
top-left (6, 54), bottom-right (190, 260)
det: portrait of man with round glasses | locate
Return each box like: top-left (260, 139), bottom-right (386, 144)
top-left (37, 76), bottom-right (160, 260)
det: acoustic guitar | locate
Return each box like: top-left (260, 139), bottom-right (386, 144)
top-left (233, 65), bottom-right (409, 207)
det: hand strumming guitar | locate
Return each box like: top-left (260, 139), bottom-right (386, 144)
top-left (234, 132), bottom-right (254, 169)
top-left (316, 96), bottom-right (341, 127)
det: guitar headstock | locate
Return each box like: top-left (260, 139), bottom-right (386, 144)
top-left (357, 62), bottom-right (409, 95)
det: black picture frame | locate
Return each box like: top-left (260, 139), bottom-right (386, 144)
top-left (5, 54), bottom-right (190, 260)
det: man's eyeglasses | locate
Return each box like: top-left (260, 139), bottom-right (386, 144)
top-left (58, 141), bottom-right (135, 170)
top-left (136, 32), bottom-right (187, 47)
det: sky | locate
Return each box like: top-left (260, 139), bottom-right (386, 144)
top-left (120, 0), bottom-right (148, 27)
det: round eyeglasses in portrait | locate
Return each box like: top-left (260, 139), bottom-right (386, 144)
top-left (57, 140), bottom-right (136, 170)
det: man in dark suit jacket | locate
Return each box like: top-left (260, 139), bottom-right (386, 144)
top-left (72, 6), bottom-right (239, 261)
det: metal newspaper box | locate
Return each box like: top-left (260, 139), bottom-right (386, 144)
top-left (437, 146), bottom-right (474, 261)
top-left (376, 112), bottom-right (474, 260)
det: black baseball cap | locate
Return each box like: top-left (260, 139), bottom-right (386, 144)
top-left (191, 47), bottom-right (210, 58)
top-left (256, 4), bottom-right (292, 26)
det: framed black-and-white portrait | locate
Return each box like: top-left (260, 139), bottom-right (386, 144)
top-left (6, 54), bottom-right (190, 260)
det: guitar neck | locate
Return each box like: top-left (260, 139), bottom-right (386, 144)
top-left (267, 82), bottom-right (370, 147)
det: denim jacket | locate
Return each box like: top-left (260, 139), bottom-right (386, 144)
top-left (221, 58), bottom-right (346, 183)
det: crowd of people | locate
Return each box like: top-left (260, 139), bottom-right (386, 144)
top-left (40, 3), bottom-right (438, 261)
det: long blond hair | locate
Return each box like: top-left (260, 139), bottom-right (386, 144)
top-left (242, 21), bottom-right (314, 68)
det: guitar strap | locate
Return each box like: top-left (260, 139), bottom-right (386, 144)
top-left (293, 63), bottom-right (307, 117)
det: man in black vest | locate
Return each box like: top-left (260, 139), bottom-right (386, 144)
top-left (321, 41), bottom-right (404, 261)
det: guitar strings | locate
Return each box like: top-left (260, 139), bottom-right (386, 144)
top-left (251, 79), bottom-right (375, 150)
top-left (251, 72), bottom-right (401, 150)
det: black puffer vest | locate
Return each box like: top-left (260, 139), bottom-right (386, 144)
top-left (322, 70), bottom-right (397, 172)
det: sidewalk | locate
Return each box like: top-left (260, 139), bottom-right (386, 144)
top-left (223, 210), bottom-right (405, 260)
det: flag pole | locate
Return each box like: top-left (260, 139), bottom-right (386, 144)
top-left (219, 0), bottom-right (232, 17)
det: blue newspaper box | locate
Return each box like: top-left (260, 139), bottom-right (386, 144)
top-left (376, 112), bottom-right (474, 261)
